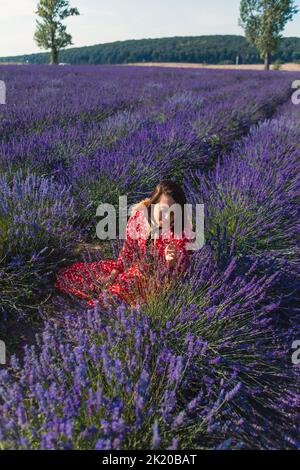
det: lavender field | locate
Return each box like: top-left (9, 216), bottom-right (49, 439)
top-left (0, 64), bottom-right (299, 450)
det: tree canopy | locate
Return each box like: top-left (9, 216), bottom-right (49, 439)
top-left (34, 0), bottom-right (79, 64)
top-left (2, 35), bottom-right (300, 66)
top-left (239, 0), bottom-right (299, 69)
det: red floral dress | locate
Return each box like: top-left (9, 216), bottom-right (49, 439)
top-left (55, 208), bottom-right (190, 307)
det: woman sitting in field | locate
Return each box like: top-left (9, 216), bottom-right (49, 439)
top-left (55, 180), bottom-right (193, 307)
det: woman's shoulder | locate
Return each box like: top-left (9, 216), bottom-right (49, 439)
top-left (130, 198), bottom-right (151, 218)
top-left (127, 203), bottom-right (151, 239)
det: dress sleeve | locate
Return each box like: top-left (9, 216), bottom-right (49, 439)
top-left (116, 209), bottom-right (148, 271)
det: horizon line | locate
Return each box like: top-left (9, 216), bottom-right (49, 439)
top-left (1, 33), bottom-right (300, 59)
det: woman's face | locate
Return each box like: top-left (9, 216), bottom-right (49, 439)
top-left (152, 194), bottom-right (177, 231)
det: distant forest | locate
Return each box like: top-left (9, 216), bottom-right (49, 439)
top-left (1, 35), bottom-right (300, 65)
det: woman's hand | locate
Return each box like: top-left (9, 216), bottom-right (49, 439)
top-left (164, 241), bottom-right (179, 268)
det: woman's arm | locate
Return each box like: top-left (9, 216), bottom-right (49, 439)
top-left (164, 237), bottom-right (190, 274)
top-left (116, 210), bottom-right (148, 271)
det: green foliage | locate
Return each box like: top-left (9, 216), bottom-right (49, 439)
top-left (0, 217), bottom-right (8, 258)
top-left (239, 0), bottom-right (299, 69)
top-left (0, 257), bottom-right (50, 318)
top-left (34, 0), bottom-right (80, 64)
top-left (2, 35), bottom-right (300, 65)
top-left (273, 59), bottom-right (283, 70)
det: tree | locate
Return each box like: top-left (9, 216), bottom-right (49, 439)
top-left (239, 0), bottom-right (298, 70)
top-left (34, 0), bottom-right (79, 65)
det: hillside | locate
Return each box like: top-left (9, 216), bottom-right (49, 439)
top-left (1, 35), bottom-right (300, 65)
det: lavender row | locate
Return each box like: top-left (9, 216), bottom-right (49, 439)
top-left (1, 68), bottom-right (296, 317)
top-left (187, 100), bottom-right (300, 268)
top-left (1, 67), bottom-right (295, 240)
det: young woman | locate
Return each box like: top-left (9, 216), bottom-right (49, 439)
top-left (55, 180), bottom-right (192, 307)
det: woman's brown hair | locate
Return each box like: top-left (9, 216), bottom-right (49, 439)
top-left (135, 180), bottom-right (188, 237)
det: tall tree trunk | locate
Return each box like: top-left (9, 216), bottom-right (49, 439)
top-left (264, 51), bottom-right (270, 71)
top-left (50, 47), bottom-right (58, 65)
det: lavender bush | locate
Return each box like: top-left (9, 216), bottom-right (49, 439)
top-left (0, 169), bottom-right (77, 261)
top-left (0, 169), bottom-right (78, 317)
top-left (187, 107), bottom-right (300, 268)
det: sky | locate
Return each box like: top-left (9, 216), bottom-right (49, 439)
top-left (0, 0), bottom-right (300, 57)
